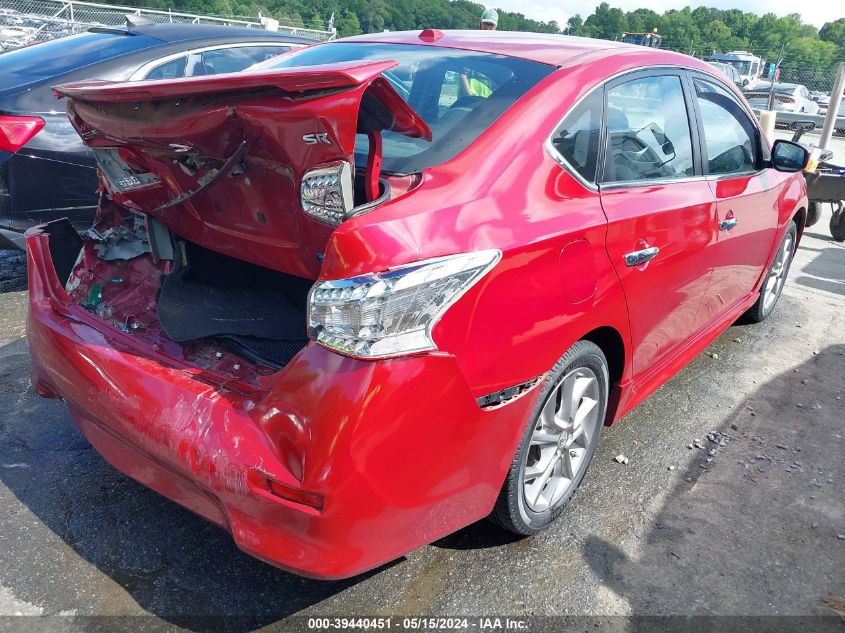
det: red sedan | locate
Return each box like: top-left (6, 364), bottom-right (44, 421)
top-left (25, 30), bottom-right (809, 579)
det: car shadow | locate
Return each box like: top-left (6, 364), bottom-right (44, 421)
top-left (580, 343), bottom-right (845, 625)
top-left (430, 517), bottom-right (524, 550)
top-left (0, 338), bottom-right (387, 631)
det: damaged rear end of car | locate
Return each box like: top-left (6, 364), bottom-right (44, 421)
top-left (47, 60), bottom-right (430, 371)
top-left (24, 50), bottom-right (546, 578)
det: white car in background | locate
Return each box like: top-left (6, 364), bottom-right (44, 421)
top-left (745, 82), bottom-right (820, 114)
top-left (819, 96), bottom-right (844, 117)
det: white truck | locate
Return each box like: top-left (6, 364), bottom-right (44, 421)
top-left (708, 51), bottom-right (765, 90)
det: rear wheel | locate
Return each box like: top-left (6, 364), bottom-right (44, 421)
top-left (491, 340), bottom-right (608, 535)
top-left (744, 222), bottom-right (797, 323)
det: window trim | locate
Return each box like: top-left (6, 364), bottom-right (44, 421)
top-left (129, 41), bottom-right (304, 81)
top-left (545, 65), bottom-right (714, 192)
top-left (685, 70), bottom-right (767, 179)
top-left (543, 86), bottom-right (605, 191)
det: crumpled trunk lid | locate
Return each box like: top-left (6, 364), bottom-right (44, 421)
top-left (54, 60), bottom-right (430, 278)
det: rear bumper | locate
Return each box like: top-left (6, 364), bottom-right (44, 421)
top-left (25, 225), bottom-right (539, 579)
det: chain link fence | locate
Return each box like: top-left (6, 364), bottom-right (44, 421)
top-left (0, 0), bottom-right (334, 51)
top-left (650, 40), bottom-right (844, 132)
top-left (657, 40), bottom-right (838, 92)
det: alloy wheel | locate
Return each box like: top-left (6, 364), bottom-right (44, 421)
top-left (762, 231), bottom-right (795, 313)
top-left (522, 367), bottom-right (602, 512)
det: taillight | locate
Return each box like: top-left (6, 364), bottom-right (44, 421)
top-left (775, 95), bottom-right (795, 104)
top-left (308, 249), bottom-right (501, 358)
top-left (0, 115), bottom-right (45, 153)
top-left (300, 161), bottom-right (354, 225)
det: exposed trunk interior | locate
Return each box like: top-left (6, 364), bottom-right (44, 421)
top-left (62, 202), bottom-right (316, 383)
top-left (156, 239), bottom-right (312, 368)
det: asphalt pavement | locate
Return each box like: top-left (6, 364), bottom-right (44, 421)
top-left (0, 204), bottom-right (843, 631)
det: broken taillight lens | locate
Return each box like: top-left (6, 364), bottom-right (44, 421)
top-left (0, 115), bottom-right (45, 153)
top-left (300, 161), bottom-right (354, 225)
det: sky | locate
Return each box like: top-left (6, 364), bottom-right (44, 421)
top-left (494, 0), bottom-right (843, 30)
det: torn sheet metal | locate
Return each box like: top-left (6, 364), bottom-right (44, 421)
top-left (89, 211), bottom-right (151, 261)
top-left (87, 211), bottom-right (175, 262)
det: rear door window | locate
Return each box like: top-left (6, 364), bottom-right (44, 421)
top-left (191, 45), bottom-right (292, 76)
top-left (602, 75), bottom-right (695, 183)
top-left (144, 45), bottom-right (293, 80)
top-left (144, 56), bottom-right (187, 80)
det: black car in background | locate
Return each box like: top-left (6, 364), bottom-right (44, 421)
top-left (0, 22), bottom-right (314, 249)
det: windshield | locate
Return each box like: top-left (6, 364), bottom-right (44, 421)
top-left (259, 42), bottom-right (554, 174)
top-left (0, 31), bottom-right (158, 88)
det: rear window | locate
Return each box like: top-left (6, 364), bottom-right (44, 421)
top-left (260, 42), bottom-right (554, 174)
top-left (0, 31), bottom-right (159, 85)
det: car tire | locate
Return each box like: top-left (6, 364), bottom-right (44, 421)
top-left (830, 206), bottom-right (845, 242)
top-left (744, 221), bottom-right (798, 323)
top-left (806, 202), bottom-right (822, 228)
top-left (490, 340), bottom-right (608, 535)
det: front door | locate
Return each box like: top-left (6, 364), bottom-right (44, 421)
top-left (688, 76), bottom-right (780, 325)
top-left (599, 72), bottom-right (718, 377)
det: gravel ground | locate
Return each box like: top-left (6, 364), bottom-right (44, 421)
top-left (0, 206), bottom-right (843, 630)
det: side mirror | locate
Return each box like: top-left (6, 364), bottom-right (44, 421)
top-left (771, 140), bottom-right (809, 172)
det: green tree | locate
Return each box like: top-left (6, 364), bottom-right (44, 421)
top-left (820, 18), bottom-right (845, 57)
top-left (583, 2), bottom-right (628, 40)
top-left (625, 9), bottom-right (660, 35)
top-left (335, 9), bottom-right (362, 36)
top-left (565, 15), bottom-right (584, 36)
top-left (360, 0), bottom-right (387, 32)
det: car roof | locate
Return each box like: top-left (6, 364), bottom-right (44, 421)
top-left (98, 22), bottom-right (316, 45)
top-left (339, 30), bottom-right (699, 67)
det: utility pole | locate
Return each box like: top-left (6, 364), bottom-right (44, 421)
top-left (819, 62), bottom-right (845, 150)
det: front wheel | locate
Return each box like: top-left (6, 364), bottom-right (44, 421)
top-left (490, 340), bottom-right (608, 535)
top-left (744, 222), bottom-right (797, 323)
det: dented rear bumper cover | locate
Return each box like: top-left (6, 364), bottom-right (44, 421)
top-left (25, 225), bottom-right (537, 579)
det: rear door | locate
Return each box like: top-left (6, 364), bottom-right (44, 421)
top-left (599, 71), bottom-right (719, 377)
top-left (687, 75), bottom-right (779, 323)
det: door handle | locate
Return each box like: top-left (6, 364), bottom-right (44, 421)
top-left (719, 217), bottom-right (739, 231)
top-left (624, 245), bottom-right (660, 267)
